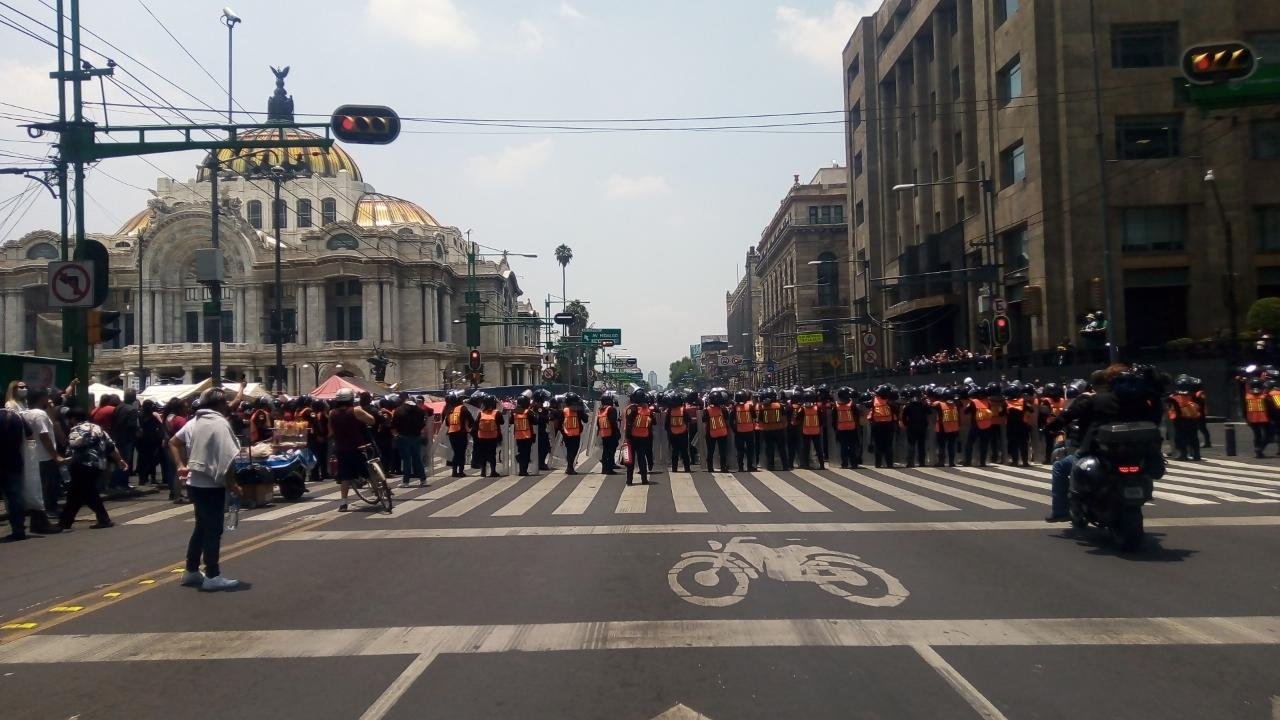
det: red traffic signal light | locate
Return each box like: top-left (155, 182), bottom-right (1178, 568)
top-left (330, 105), bottom-right (401, 145)
top-left (468, 349), bottom-right (483, 371)
top-left (992, 314), bottom-right (1011, 346)
top-left (1182, 42), bottom-right (1256, 85)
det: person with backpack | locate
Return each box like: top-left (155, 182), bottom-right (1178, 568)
top-left (60, 406), bottom-right (125, 530)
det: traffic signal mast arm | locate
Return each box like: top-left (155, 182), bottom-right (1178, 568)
top-left (28, 121), bottom-right (337, 164)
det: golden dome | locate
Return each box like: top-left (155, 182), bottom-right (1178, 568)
top-left (354, 193), bottom-right (439, 227)
top-left (197, 128), bottom-right (362, 182)
top-left (116, 209), bottom-right (151, 237)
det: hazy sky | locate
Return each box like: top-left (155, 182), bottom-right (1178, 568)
top-left (0, 0), bottom-right (877, 380)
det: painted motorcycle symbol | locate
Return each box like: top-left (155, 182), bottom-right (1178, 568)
top-left (668, 536), bottom-right (909, 608)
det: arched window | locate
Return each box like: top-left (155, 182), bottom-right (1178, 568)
top-left (815, 252), bottom-right (839, 307)
top-left (246, 200), bottom-right (263, 229)
top-left (296, 199), bottom-right (312, 228)
top-left (326, 234), bottom-right (359, 251)
top-left (321, 198), bottom-right (337, 225)
top-left (26, 243), bottom-right (58, 260)
top-left (272, 199), bottom-right (288, 230)
top-left (435, 244), bottom-right (444, 260)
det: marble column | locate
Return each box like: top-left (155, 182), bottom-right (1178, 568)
top-left (441, 288), bottom-right (453, 344)
top-left (244, 285), bottom-right (263, 349)
top-left (424, 284), bottom-right (437, 343)
top-left (388, 279), bottom-right (400, 348)
top-left (182, 366), bottom-right (193, 383)
top-left (3, 291), bottom-right (25, 353)
top-left (307, 283), bottom-right (325, 348)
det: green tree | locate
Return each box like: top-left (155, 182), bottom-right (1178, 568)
top-left (1246, 296), bottom-right (1280, 334)
top-left (565, 299), bottom-right (590, 336)
top-left (668, 356), bottom-right (706, 387)
top-left (555, 244), bottom-right (573, 310)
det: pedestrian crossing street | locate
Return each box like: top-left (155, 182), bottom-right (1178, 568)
top-left (100, 457), bottom-right (1280, 527)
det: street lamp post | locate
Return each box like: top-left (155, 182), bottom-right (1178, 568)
top-left (300, 361), bottom-right (342, 388)
top-left (220, 7), bottom-right (241, 125)
top-left (1205, 169), bottom-right (1241, 421)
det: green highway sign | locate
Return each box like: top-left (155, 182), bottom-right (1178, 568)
top-left (583, 328), bottom-right (622, 345)
top-left (796, 332), bottom-right (826, 346)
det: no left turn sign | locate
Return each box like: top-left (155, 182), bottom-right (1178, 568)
top-left (48, 261), bottom-right (95, 308)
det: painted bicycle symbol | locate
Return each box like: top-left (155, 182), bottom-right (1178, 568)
top-left (667, 536), bottom-right (909, 608)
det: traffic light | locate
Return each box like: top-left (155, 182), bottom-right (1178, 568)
top-left (465, 312), bottom-right (481, 348)
top-left (976, 318), bottom-right (992, 347)
top-left (993, 314), bottom-right (1011, 346)
top-left (1182, 42), bottom-right (1256, 85)
top-left (87, 310), bottom-right (121, 345)
top-left (468, 349), bottom-right (483, 371)
top-left (330, 105), bottom-right (401, 145)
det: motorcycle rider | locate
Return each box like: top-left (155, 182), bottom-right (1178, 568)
top-left (624, 388), bottom-right (654, 485)
top-left (597, 392), bottom-right (621, 476)
top-left (731, 389), bottom-right (758, 472)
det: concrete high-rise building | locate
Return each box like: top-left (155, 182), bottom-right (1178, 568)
top-left (842, 0), bottom-right (1280, 368)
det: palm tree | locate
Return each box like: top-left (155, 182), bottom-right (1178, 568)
top-left (554, 244), bottom-right (573, 311)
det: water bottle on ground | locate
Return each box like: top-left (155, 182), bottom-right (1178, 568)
top-left (224, 490), bottom-right (240, 531)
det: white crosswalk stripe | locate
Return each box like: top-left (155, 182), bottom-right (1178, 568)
top-left (97, 458), bottom-right (1280, 526)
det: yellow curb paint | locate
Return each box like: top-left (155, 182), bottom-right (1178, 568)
top-left (47, 607), bottom-right (84, 613)
top-left (1, 623), bottom-right (38, 630)
top-left (138, 580), bottom-right (156, 585)
top-left (102, 592), bottom-right (121, 599)
top-left (170, 569), bottom-right (184, 574)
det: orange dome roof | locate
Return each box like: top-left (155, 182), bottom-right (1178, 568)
top-left (197, 128), bottom-right (362, 182)
top-left (353, 193), bottom-right (439, 227)
top-left (116, 209), bottom-right (151, 237)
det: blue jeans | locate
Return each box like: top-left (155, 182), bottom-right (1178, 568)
top-left (3, 469), bottom-right (25, 537)
top-left (396, 435), bottom-right (425, 480)
top-left (1051, 453), bottom-right (1076, 517)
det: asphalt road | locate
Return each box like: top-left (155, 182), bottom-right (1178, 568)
top-left (1, 440), bottom-right (1277, 720)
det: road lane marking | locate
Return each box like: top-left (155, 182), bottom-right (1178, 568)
top-left (1152, 479), bottom-right (1279, 504)
top-left (123, 503), bottom-right (194, 525)
top-left (669, 473), bottom-right (708, 513)
top-left (367, 477), bottom-right (482, 519)
top-left (791, 469), bottom-right (892, 511)
top-left (431, 477), bottom-right (520, 517)
top-left (492, 474), bottom-right (564, 516)
top-left (359, 651), bottom-right (440, 720)
top-left (750, 470), bottom-right (830, 512)
top-left (962, 465), bottom-right (1216, 505)
top-left (913, 467), bottom-right (1047, 503)
top-left (553, 475), bottom-right (605, 515)
top-left (913, 643), bottom-right (1009, 720)
top-left (246, 489), bottom-right (345, 522)
top-left (1164, 467), bottom-right (1280, 491)
top-left (876, 468), bottom-right (1022, 510)
top-left (834, 470), bottom-right (960, 511)
top-left (280, 514), bottom-right (1280, 540)
top-left (711, 473), bottom-right (769, 512)
top-left (615, 483), bottom-right (648, 513)
top-left (5, 615), bottom-right (1279, 664)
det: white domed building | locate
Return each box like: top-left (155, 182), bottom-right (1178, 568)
top-left (0, 88), bottom-right (541, 391)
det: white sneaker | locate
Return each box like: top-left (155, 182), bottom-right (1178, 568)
top-left (201, 575), bottom-right (240, 591)
top-left (181, 570), bottom-right (205, 587)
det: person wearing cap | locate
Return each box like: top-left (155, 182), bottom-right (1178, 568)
top-left (328, 388), bottom-right (377, 510)
top-left (390, 393), bottom-right (428, 486)
top-left (170, 383), bottom-right (245, 591)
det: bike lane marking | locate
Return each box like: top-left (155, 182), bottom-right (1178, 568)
top-left (875, 468), bottom-right (1022, 510)
top-left (750, 470), bottom-right (830, 512)
top-left (615, 483), bottom-right (649, 514)
top-left (431, 477), bottom-right (520, 518)
top-left (834, 470), bottom-right (960, 512)
top-left (985, 464), bottom-right (1216, 506)
top-left (552, 474), bottom-right (606, 515)
top-left (790, 469), bottom-right (892, 512)
top-left (492, 473), bottom-right (565, 516)
top-left (710, 473), bottom-right (769, 513)
top-left (668, 473), bottom-right (708, 513)
top-left (912, 467), bottom-right (1047, 503)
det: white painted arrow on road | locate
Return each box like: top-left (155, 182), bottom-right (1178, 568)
top-left (652, 703), bottom-right (714, 720)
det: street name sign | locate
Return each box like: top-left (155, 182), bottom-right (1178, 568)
top-left (583, 328), bottom-right (622, 344)
top-left (796, 332), bottom-right (825, 345)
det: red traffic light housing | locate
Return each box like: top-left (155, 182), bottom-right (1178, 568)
top-left (1182, 42), bottom-right (1256, 85)
top-left (468, 349), bottom-right (483, 371)
top-left (992, 314), bottom-right (1011, 346)
top-left (330, 105), bottom-right (401, 145)
top-left (976, 318), bottom-right (992, 347)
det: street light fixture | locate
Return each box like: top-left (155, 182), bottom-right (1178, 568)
top-left (300, 361), bottom-right (342, 388)
top-left (220, 7), bottom-right (241, 125)
top-left (1205, 168), bottom-right (1241, 419)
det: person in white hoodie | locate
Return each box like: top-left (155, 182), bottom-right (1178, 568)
top-left (170, 384), bottom-right (244, 591)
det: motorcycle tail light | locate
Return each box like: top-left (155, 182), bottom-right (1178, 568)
top-left (1118, 465), bottom-right (1140, 474)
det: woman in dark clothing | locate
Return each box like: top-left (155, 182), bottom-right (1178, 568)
top-left (136, 399), bottom-right (166, 485)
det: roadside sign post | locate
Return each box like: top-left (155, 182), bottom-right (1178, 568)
top-left (583, 328), bottom-right (622, 345)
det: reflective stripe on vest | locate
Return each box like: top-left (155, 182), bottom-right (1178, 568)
top-left (934, 402), bottom-right (960, 433)
top-left (706, 407), bottom-right (729, 438)
top-left (734, 404), bottom-right (754, 430)
top-left (1244, 393), bottom-right (1269, 424)
top-left (835, 402), bottom-right (858, 431)
top-left (447, 406), bottom-right (465, 434)
top-left (631, 406), bottom-right (652, 438)
top-left (514, 410), bottom-right (533, 440)
top-left (668, 407), bottom-right (687, 435)
top-left (562, 408), bottom-right (582, 437)
top-left (761, 403), bottom-right (784, 430)
top-left (870, 398), bottom-right (893, 424)
top-left (802, 405), bottom-right (821, 436)
top-left (477, 411), bottom-right (499, 440)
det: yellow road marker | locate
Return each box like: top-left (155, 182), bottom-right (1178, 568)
top-left (48, 606), bottom-right (84, 613)
top-left (1, 623), bottom-right (38, 630)
top-left (102, 592), bottom-right (121, 599)
top-left (138, 579), bottom-right (156, 585)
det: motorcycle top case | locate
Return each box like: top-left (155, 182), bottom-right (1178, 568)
top-left (1093, 422), bottom-right (1161, 450)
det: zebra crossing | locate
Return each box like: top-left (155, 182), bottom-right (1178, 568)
top-left (92, 457), bottom-right (1280, 527)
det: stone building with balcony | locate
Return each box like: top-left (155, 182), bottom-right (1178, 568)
top-left (755, 165), bottom-right (850, 387)
top-left (0, 86), bottom-right (541, 391)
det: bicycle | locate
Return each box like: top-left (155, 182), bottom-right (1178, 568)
top-left (350, 443), bottom-right (394, 513)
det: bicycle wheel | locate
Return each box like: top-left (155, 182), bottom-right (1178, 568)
top-left (351, 475), bottom-right (377, 505)
top-left (369, 459), bottom-right (393, 513)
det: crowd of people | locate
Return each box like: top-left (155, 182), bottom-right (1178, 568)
top-left (897, 348), bottom-right (992, 375)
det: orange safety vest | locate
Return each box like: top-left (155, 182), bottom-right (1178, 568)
top-left (706, 406), bottom-right (729, 438)
top-left (1170, 394), bottom-right (1201, 421)
top-left (562, 408), bottom-right (582, 437)
top-left (668, 406), bottom-right (688, 435)
top-left (789, 403), bottom-right (804, 427)
top-left (934, 401), bottom-right (960, 433)
top-left (971, 398), bottom-right (993, 430)
top-left (760, 402), bottom-right (785, 431)
top-left (801, 405), bottom-right (821, 436)
top-left (249, 409), bottom-right (272, 444)
top-left (597, 408), bottom-right (616, 438)
top-left (1244, 393), bottom-right (1269, 425)
top-left (835, 401), bottom-right (858, 431)
top-left (1006, 398), bottom-right (1035, 427)
top-left (734, 403), bottom-right (754, 431)
top-left (447, 406), bottom-right (466, 434)
top-left (513, 410), bottom-right (533, 440)
top-left (477, 410), bottom-right (500, 440)
top-left (1270, 389), bottom-right (1280, 410)
top-left (630, 406), bottom-right (652, 438)
top-left (869, 397), bottom-right (894, 424)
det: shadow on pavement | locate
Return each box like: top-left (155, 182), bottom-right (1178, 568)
top-left (1051, 530), bottom-right (1198, 563)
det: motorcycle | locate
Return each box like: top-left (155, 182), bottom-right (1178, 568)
top-left (1068, 421), bottom-right (1163, 551)
top-left (667, 536), bottom-right (909, 607)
